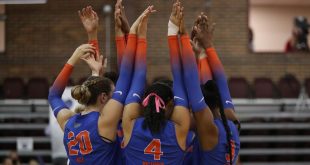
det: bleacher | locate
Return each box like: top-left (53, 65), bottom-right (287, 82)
top-left (0, 75), bottom-right (310, 164)
top-left (236, 98), bottom-right (310, 165)
top-left (0, 100), bottom-right (51, 164)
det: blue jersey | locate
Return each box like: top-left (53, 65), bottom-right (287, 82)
top-left (124, 118), bottom-right (185, 165)
top-left (116, 122), bottom-right (125, 165)
top-left (199, 119), bottom-right (240, 165)
top-left (63, 111), bottom-right (118, 165)
top-left (183, 131), bottom-right (196, 165)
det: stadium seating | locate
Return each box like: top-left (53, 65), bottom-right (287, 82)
top-left (1, 76), bottom-right (310, 164)
top-left (278, 74), bottom-right (301, 98)
top-left (27, 77), bottom-right (49, 99)
top-left (3, 77), bottom-right (25, 99)
top-left (0, 84), bottom-right (3, 99)
top-left (228, 77), bottom-right (252, 98)
top-left (253, 77), bottom-right (278, 98)
top-left (305, 78), bottom-right (310, 97)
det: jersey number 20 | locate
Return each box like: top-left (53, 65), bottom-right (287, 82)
top-left (67, 130), bottom-right (93, 155)
top-left (144, 139), bottom-right (163, 160)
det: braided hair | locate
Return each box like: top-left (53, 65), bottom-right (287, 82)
top-left (71, 76), bottom-right (113, 106)
top-left (201, 80), bottom-right (233, 165)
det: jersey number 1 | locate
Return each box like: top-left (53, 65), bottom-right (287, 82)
top-left (67, 130), bottom-right (93, 155)
top-left (144, 139), bottom-right (163, 160)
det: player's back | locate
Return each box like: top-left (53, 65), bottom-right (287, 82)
top-left (63, 111), bottom-right (118, 165)
top-left (124, 117), bottom-right (185, 165)
top-left (200, 119), bottom-right (240, 165)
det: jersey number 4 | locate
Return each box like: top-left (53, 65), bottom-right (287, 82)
top-left (67, 130), bottom-right (93, 155)
top-left (144, 139), bottom-right (163, 160)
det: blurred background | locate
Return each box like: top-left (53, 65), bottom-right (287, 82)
top-left (0, 0), bottom-right (309, 165)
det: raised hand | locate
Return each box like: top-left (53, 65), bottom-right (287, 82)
top-left (67, 44), bottom-right (96, 66)
top-left (80, 53), bottom-right (104, 76)
top-left (179, 6), bottom-right (186, 34)
top-left (115, 0), bottom-right (123, 36)
top-left (190, 39), bottom-right (205, 59)
top-left (78, 6), bottom-right (99, 35)
top-left (115, 0), bottom-right (130, 36)
top-left (119, 1), bottom-right (130, 34)
top-left (193, 13), bottom-right (215, 49)
top-left (137, 6), bottom-right (156, 38)
top-left (130, 5), bottom-right (156, 34)
top-left (169, 0), bottom-right (181, 26)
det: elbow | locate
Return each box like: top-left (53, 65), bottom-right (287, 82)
top-left (48, 87), bottom-right (58, 103)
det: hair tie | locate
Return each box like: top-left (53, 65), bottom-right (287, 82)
top-left (142, 93), bottom-right (166, 113)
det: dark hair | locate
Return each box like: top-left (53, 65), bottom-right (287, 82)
top-left (201, 80), bottom-right (233, 165)
top-left (71, 76), bottom-right (113, 106)
top-left (104, 71), bottom-right (119, 85)
top-left (142, 82), bottom-right (173, 134)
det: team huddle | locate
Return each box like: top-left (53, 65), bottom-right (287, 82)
top-left (48, 0), bottom-right (240, 164)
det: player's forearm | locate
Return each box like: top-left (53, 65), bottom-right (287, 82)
top-left (168, 35), bottom-right (189, 108)
top-left (87, 31), bottom-right (98, 41)
top-left (48, 64), bottom-right (73, 117)
top-left (112, 34), bottom-right (137, 104)
top-left (125, 38), bottom-right (147, 105)
top-left (116, 36), bottom-right (126, 70)
top-left (180, 35), bottom-right (207, 112)
top-left (88, 33), bottom-right (100, 60)
top-left (198, 56), bottom-right (213, 84)
top-left (206, 48), bottom-right (234, 110)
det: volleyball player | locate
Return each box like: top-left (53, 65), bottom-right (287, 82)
top-left (171, 3), bottom-right (240, 164)
top-left (191, 14), bottom-right (240, 127)
top-left (121, 4), bottom-right (192, 164)
top-left (47, 5), bottom-right (151, 164)
top-left (114, 0), bottom-right (132, 164)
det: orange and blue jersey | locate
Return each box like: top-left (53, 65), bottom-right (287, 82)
top-left (198, 119), bottom-right (240, 165)
top-left (63, 111), bottom-right (118, 165)
top-left (123, 118), bottom-right (185, 165)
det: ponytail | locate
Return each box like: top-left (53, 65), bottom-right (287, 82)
top-left (218, 97), bottom-right (233, 165)
top-left (202, 80), bottom-right (233, 165)
top-left (142, 95), bottom-right (166, 134)
top-left (142, 83), bottom-right (173, 134)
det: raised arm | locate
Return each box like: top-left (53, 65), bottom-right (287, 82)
top-left (48, 44), bottom-right (96, 130)
top-left (168, 0), bottom-right (190, 151)
top-left (78, 6), bottom-right (106, 76)
top-left (194, 14), bottom-right (239, 125)
top-left (178, 6), bottom-right (218, 150)
top-left (97, 7), bottom-right (153, 142)
top-left (122, 6), bottom-right (156, 147)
